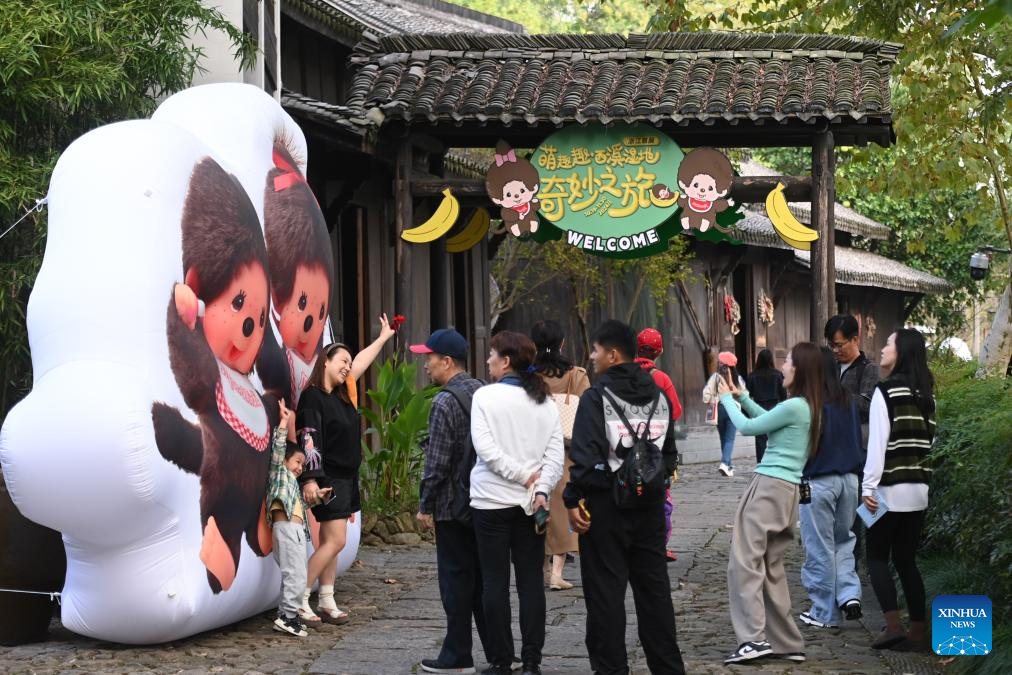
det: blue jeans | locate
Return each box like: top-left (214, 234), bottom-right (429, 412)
top-left (717, 405), bottom-right (736, 467)
top-left (799, 473), bottom-right (862, 625)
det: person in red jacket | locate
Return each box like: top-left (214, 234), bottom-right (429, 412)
top-left (635, 328), bottom-right (682, 562)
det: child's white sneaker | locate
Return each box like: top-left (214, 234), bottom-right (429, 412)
top-left (274, 615), bottom-right (308, 637)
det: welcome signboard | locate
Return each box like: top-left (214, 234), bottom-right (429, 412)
top-left (531, 125), bottom-right (683, 255)
top-left (403, 122), bottom-right (817, 257)
top-left (517, 123), bottom-right (748, 258)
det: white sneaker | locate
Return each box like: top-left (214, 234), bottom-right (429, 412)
top-left (273, 615), bottom-right (308, 637)
top-left (799, 611), bottom-right (838, 629)
top-left (718, 463), bottom-right (731, 477)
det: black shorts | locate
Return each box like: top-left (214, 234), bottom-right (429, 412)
top-left (311, 476), bottom-right (360, 521)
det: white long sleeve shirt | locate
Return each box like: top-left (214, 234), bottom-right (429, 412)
top-left (862, 388), bottom-right (929, 512)
top-left (470, 382), bottom-right (565, 513)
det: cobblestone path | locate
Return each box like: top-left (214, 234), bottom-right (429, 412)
top-left (0, 461), bottom-right (942, 674)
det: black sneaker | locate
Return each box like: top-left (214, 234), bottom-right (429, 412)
top-left (419, 659), bottom-right (476, 674)
top-left (272, 615), bottom-right (308, 637)
top-left (480, 665), bottom-right (511, 675)
top-left (521, 664), bottom-right (542, 675)
top-left (842, 599), bottom-right (863, 620)
top-left (724, 641), bottom-right (772, 664)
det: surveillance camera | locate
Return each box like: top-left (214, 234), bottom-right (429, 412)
top-left (969, 251), bottom-right (990, 281)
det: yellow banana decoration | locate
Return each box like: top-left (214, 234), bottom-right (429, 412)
top-left (765, 182), bottom-right (819, 251)
top-left (401, 188), bottom-right (460, 243)
top-left (650, 190), bottom-right (680, 208)
top-left (446, 208), bottom-right (491, 253)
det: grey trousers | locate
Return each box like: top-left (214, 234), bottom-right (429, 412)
top-left (727, 473), bottom-right (804, 653)
top-left (272, 519), bottom-right (308, 618)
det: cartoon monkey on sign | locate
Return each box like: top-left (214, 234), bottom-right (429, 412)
top-left (653, 148), bottom-right (735, 233)
top-left (486, 141), bottom-right (541, 237)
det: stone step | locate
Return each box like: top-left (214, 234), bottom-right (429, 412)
top-left (677, 426), bottom-right (756, 466)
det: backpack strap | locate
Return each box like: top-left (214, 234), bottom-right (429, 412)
top-left (442, 382), bottom-right (481, 481)
top-left (602, 388), bottom-right (660, 449)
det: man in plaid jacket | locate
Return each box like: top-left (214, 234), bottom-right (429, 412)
top-left (411, 329), bottom-right (495, 674)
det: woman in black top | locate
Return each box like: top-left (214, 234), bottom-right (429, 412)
top-left (296, 316), bottom-right (395, 625)
top-left (746, 349), bottom-right (787, 462)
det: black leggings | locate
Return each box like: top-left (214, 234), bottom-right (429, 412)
top-left (865, 509), bottom-right (926, 621)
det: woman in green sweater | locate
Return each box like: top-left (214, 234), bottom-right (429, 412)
top-left (718, 342), bottom-right (825, 665)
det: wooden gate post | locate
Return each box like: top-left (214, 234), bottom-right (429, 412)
top-left (810, 130), bottom-right (836, 341)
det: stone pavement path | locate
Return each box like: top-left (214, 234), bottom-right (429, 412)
top-left (0, 461), bottom-right (943, 674)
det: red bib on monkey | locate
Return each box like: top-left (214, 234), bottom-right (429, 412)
top-left (215, 361), bottom-right (270, 452)
top-left (688, 198), bottom-right (714, 213)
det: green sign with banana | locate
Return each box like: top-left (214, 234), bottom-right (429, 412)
top-left (399, 124), bottom-right (818, 257)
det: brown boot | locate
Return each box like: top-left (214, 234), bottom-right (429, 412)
top-left (892, 621), bottom-right (929, 652)
top-left (872, 611), bottom-right (906, 650)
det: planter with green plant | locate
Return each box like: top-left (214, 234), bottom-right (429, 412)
top-left (360, 350), bottom-right (438, 518)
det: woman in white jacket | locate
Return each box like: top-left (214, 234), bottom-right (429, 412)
top-left (471, 331), bottom-right (564, 675)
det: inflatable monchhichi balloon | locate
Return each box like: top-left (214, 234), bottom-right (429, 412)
top-left (0, 84), bottom-right (359, 644)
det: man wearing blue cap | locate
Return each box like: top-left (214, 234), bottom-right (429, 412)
top-left (412, 329), bottom-right (504, 674)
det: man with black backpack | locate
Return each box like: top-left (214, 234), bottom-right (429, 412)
top-left (412, 329), bottom-right (495, 675)
top-left (564, 320), bottom-right (686, 675)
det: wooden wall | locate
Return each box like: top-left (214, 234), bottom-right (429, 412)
top-left (303, 144), bottom-right (492, 393)
top-left (500, 243), bottom-right (913, 427)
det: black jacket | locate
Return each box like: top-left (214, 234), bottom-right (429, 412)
top-left (747, 368), bottom-right (786, 409)
top-left (563, 362), bottom-right (677, 508)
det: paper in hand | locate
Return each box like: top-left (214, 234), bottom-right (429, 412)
top-left (857, 491), bottom-right (890, 528)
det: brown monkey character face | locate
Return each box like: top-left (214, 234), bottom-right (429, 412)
top-left (192, 261), bottom-right (269, 374)
top-left (493, 179), bottom-right (539, 210)
top-left (679, 173), bottom-right (727, 203)
top-left (275, 263), bottom-right (329, 363)
top-left (651, 184), bottom-right (673, 200)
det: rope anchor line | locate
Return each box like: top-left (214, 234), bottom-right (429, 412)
top-left (0, 587), bottom-right (61, 604)
top-left (0, 197), bottom-right (48, 241)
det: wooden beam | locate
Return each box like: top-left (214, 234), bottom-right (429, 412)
top-left (410, 175), bottom-right (812, 202)
top-left (394, 142), bottom-right (413, 321)
top-left (809, 130), bottom-right (836, 341)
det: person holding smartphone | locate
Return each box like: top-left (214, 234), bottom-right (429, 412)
top-left (470, 331), bottom-right (564, 675)
top-left (703, 351), bottom-right (747, 477)
top-left (718, 342), bottom-right (823, 665)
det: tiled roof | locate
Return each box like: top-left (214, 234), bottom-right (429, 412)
top-left (281, 90), bottom-right (377, 138)
top-left (738, 159), bottom-right (889, 240)
top-left (445, 147), bottom-right (493, 178)
top-left (733, 210), bottom-right (794, 250)
top-left (348, 32), bottom-right (901, 131)
top-left (732, 209), bottom-right (948, 293)
top-left (289, 0), bottom-right (522, 44)
top-left (795, 246), bottom-right (951, 294)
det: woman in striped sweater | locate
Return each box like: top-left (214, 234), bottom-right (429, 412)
top-left (862, 328), bottom-right (936, 652)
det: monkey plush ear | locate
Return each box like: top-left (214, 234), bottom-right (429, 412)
top-left (183, 268), bottom-right (200, 296)
top-left (491, 196), bottom-right (503, 206)
top-left (678, 179), bottom-right (690, 192)
top-left (531, 183), bottom-right (539, 195)
top-left (716, 186), bottom-right (730, 198)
